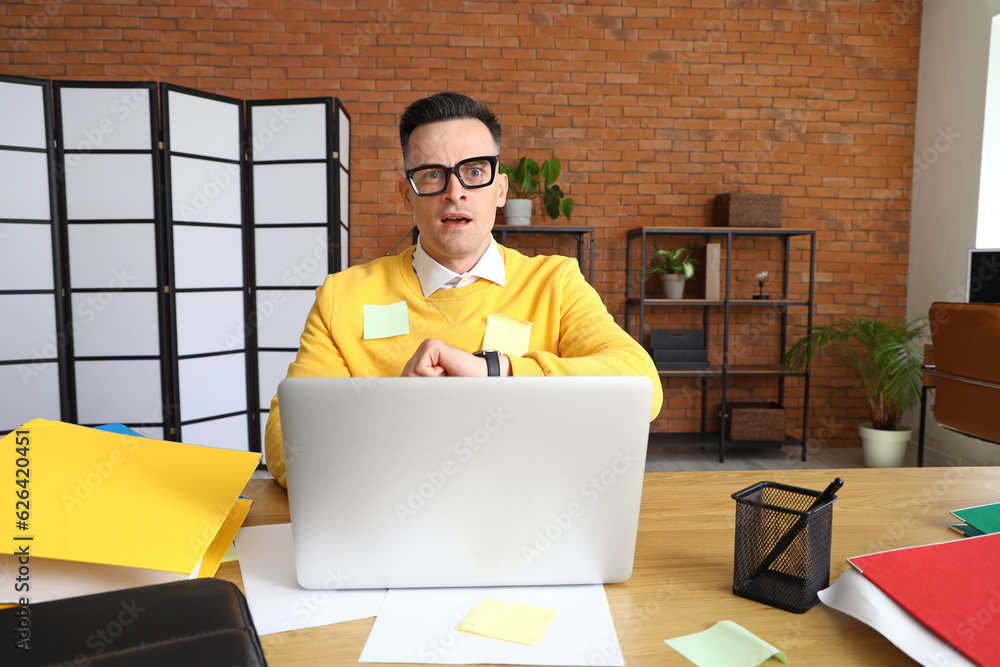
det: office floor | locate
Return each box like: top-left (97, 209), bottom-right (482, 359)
top-left (643, 442), bottom-right (943, 472)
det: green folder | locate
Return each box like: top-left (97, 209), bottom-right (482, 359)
top-left (950, 502), bottom-right (1000, 535)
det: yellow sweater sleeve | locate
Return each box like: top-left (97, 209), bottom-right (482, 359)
top-left (506, 257), bottom-right (664, 417)
top-left (264, 247), bottom-right (663, 487)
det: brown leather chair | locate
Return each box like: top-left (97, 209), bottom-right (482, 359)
top-left (927, 301), bottom-right (1000, 445)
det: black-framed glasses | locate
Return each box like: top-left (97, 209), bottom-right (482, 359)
top-left (405, 155), bottom-right (499, 196)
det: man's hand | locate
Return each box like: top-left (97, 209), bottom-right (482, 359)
top-left (401, 338), bottom-right (511, 377)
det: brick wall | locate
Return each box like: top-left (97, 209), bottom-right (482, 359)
top-left (0, 0), bottom-right (923, 445)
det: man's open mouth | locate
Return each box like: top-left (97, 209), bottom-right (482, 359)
top-left (441, 214), bottom-right (471, 224)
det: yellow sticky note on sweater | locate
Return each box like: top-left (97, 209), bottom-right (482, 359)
top-left (483, 313), bottom-right (532, 356)
top-left (457, 598), bottom-right (559, 645)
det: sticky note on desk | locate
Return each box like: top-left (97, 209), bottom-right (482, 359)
top-left (665, 620), bottom-right (786, 667)
top-left (483, 313), bottom-right (532, 357)
top-left (456, 598), bottom-right (559, 646)
top-left (363, 301), bottom-right (409, 340)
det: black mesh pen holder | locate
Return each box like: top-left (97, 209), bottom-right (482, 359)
top-left (731, 481), bottom-right (836, 613)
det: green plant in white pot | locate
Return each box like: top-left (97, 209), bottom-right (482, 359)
top-left (782, 314), bottom-right (927, 467)
top-left (499, 157), bottom-right (573, 226)
top-left (645, 248), bottom-right (700, 299)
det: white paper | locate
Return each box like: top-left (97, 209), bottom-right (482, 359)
top-left (0, 223), bottom-right (54, 290)
top-left (167, 90), bottom-right (241, 161)
top-left (174, 291), bottom-right (247, 356)
top-left (0, 362), bottom-right (62, 432)
top-left (253, 226), bottom-right (330, 286)
top-left (359, 584), bottom-right (623, 666)
top-left (169, 155), bottom-right (243, 225)
top-left (59, 86), bottom-right (153, 151)
top-left (339, 167), bottom-right (350, 227)
top-left (233, 523), bottom-right (386, 636)
top-left (0, 553), bottom-right (190, 604)
top-left (818, 569), bottom-right (975, 667)
top-left (254, 290), bottom-right (316, 349)
top-left (0, 149), bottom-right (51, 220)
top-left (172, 225), bottom-right (244, 289)
top-left (64, 153), bottom-right (154, 221)
top-left (257, 350), bottom-right (296, 408)
top-left (0, 81), bottom-right (47, 149)
top-left (250, 103), bottom-right (327, 162)
top-left (0, 294), bottom-right (57, 362)
top-left (70, 291), bottom-right (160, 358)
top-left (177, 354), bottom-right (246, 422)
top-left (67, 222), bottom-right (159, 289)
top-left (337, 106), bottom-right (350, 165)
top-left (73, 359), bottom-right (164, 425)
top-left (253, 162), bottom-right (329, 224)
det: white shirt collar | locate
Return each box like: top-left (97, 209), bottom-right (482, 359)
top-left (412, 236), bottom-right (506, 298)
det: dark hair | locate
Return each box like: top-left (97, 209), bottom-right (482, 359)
top-left (399, 92), bottom-right (501, 165)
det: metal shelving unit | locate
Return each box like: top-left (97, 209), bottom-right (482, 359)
top-left (626, 227), bottom-right (816, 462)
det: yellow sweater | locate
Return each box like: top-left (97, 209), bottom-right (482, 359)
top-left (264, 245), bottom-right (662, 486)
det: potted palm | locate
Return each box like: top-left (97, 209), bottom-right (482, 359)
top-left (782, 314), bottom-right (928, 467)
top-left (645, 248), bottom-right (700, 299)
top-left (499, 157), bottom-right (573, 226)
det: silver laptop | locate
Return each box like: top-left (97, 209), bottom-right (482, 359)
top-left (277, 376), bottom-right (653, 590)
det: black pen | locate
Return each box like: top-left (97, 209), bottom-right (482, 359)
top-left (753, 477), bottom-right (844, 577)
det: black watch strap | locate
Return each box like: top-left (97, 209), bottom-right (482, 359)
top-left (474, 349), bottom-right (501, 377)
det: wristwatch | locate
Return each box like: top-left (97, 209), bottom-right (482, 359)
top-left (473, 349), bottom-right (501, 377)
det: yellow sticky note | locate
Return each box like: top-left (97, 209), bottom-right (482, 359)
top-left (222, 543), bottom-right (239, 563)
top-left (456, 598), bottom-right (559, 646)
top-left (364, 301), bottom-right (409, 340)
top-left (483, 313), bottom-right (532, 357)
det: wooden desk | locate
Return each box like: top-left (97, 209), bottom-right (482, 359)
top-left (223, 467), bottom-right (1000, 666)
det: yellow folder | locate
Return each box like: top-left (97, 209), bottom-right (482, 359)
top-left (1, 419), bottom-right (260, 574)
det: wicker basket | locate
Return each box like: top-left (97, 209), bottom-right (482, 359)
top-left (724, 402), bottom-right (786, 441)
top-left (713, 193), bottom-right (782, 228)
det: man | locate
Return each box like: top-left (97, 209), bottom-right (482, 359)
top-left (264, 92), bottom-right (662, 486)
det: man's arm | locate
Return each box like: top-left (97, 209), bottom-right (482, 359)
top-left (506, 259), bottom-right (664, 420)
top-left (401, 338), bottom-right (512, 377)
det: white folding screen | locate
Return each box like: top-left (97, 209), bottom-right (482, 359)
top-left (161, 84), bottom-right (254, 452)
top-left (247, 98), bottom-right (339, 451)
top-left (335, 100), bottom-right (351, 275)
top-left (51, 82), bottom-right (170, 440)
top-left (0, 77), bottom-right (350, 454)
top-left (0, 76), bottom-right (68, 434)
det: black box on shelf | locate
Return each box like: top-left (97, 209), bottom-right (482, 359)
top-left (653, 348), bottom-right (708, 363)
top-left (655, 360), bottom-right (712, 371)
top-left (650, 329), bottom-right (703, 350)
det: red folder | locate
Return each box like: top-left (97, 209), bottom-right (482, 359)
top-left (848, 532), bottom-right (1000, 667)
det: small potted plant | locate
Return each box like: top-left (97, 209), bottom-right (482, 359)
top-left (782, 314), bottom-right (927, 467)
top-left (499, 157), bottom-right (574, 226)
top-left (645, 248), bottom-right (700, 299)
